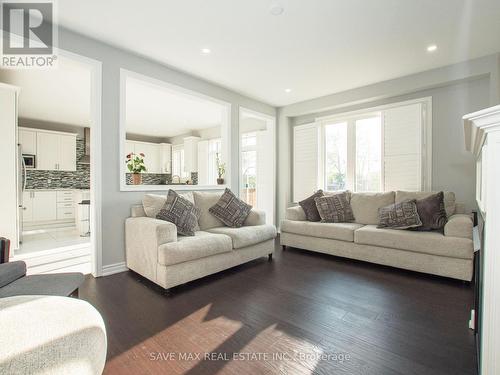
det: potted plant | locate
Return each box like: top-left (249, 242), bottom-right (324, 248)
top-left (126, 152), bottom-right (147, 184)
top-left (216, 153), bottom-right (226, 185)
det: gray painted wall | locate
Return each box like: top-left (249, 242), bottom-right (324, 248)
top-left (292, 77), bottom-right (490, 211)
top-left (57, 27), bottom-right (276, 267)
top-left (277, 54), bottom-right (500, 224)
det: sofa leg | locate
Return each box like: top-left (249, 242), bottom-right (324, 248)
top-left (282, 245), bottom-right (286, 251)
top-left (163, 288), bottom-right (172, 296)
top-left (268, 253), bottom-right (273, 261)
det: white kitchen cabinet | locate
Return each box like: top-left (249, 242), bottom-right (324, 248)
top-left (197, 140), bottom-right (209, 185)
top-left (160, 143), bottom-right (172, 173)
top-left (32, 191), bottom-right (57, 222)
top-left (184, 136), bottom-right (201, 174)
top-left (36, 131), bottom-right (77, 171)
top-left (19, 129), bottom-right (37, 155)
top-left (37, 132), bottom-right (59, 170)
top-left (58, 135), bottom-right (77, 171)
top-left (23, 190), bottom-right (75, 224)
top-left (22, 191), bottom-right (34, 223)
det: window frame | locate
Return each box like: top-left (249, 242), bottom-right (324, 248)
top-left (316, 97), bottom-right (432, 193)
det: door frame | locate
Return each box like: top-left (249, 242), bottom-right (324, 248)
top-left (238, 107), bottom-right (276, 225)
top-left (55, 48), bottom-right (103, 277)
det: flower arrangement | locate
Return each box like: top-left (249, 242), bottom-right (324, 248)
top-left (126, 152), bottom-right (147, 184)
top-left (216, 153), bottom-right (225, 184)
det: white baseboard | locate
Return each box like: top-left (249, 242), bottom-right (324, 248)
top-left (101, 261), bottom-right (128, 276)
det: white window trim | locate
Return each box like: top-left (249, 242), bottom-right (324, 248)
top-left (119, 68), bottom-right (232, 192)
top-left (316, 97), bottom-right (432, 192)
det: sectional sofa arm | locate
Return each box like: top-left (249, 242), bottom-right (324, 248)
top-left (0, 261), bottom-right (27, 288)
top-left (126, 217), bottom-right (177, 247)
top-left (244, 209), bottom-right (266, 226)
top-left (444, 214), bottom-right (473, 239)
top-left (285, 206), bottom-right (307, 221)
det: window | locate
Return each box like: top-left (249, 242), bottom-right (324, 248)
top-left (355, 117), bottom-right (382, 192)
top-left (241, 132), bottom-right (257, 205)
top-left (323, 116), bottom-right (381, 193)
top-left (324, 122), bottom-right (347, 191)
top-left (293, 98), bottom-right (431, 201)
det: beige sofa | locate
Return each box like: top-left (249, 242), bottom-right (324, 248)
top-left (126, 191), bottom-right (277, 290)
top-left (280, 191), bottom-right (474, 281)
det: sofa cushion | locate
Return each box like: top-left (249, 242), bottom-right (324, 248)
top-left (285, 206), bottom-right (307, 221)
top-left (207, 225), bottom-right (277, 249)
top-left (299, 190), bottom-right (324, 222)
top-left (281, 220), bottom-right (364, 242)
top-left (377, 200), bottom-right (422, 230)
top-left (193, 191), bottom-right (224, 230)
top-left (143, 192), bottom-right (195, 219)
top-left (315, 191), bottom-right (354, 223)
top-left (142, 194), bottom-right (166, 218)
top-left (413, 192), bottom-right (448, 231)
top-left (354, 225), bottom-right (473, 259)
top-left (158, 231), bottom-right (232, 266)
top-left (395, 191), bottom-right (456, 217)
top-left (209, 188), bottom-right (252, 228)
top-left (156, 190), bottom-right (201, 236)
top-left (350, 192), bottom-right (395, 225)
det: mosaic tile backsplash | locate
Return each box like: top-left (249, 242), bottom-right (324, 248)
top-left (25, 137), bottom-right (91, 189)
top-left (125, 172), bottom-right (199, 185)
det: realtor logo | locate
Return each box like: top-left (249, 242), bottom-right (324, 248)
top-left (1, 0), bottom-right (57, 68)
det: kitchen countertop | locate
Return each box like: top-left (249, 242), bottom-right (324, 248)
top-left (25, 188), bottom-right (90, 191)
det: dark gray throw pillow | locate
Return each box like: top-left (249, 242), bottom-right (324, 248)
top-left (209, 188), bottom-right (252, 228)
top-left (378, 200), bottom-right (422, 230)
top-left (156, 190), bottom-right (201, 236)
top-left (413, 191), bottom-right (448, 231)
top-left (299, 190), bottom-right (324, 222)
top-left (314, 192), bottom-right (354, 223)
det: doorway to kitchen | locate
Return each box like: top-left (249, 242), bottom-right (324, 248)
top-left (239, 108), bottom-right (276, 225)
top-left (0, 48), bottom-right (102, 276)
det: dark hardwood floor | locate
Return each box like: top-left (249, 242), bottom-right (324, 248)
top-left (80, 240), bottom-right (476, 375)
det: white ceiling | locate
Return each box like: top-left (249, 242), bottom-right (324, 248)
top-left (0, 56), bottom-right (91, 126)
top-left (58, 0), bottom-right (500, 106)
top-left (126, 76), bottom-right (223, 137)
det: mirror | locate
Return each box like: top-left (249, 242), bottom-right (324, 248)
top-left (120, 70), bottom-right (230, 190)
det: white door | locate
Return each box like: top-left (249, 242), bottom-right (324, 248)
top-left (32, 191), bottom-right (57, 221)
top-left (22, 192), bottom-right (34, 223)
top-left (58, 135), bottom-right (77, 171)
top-left (37, 132), bottom-right (59, 170)
top-left (19, 129), bottom-right (37, 155)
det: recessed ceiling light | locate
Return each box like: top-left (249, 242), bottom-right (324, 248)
top-left (284, 88), bottom-right (292, 93)
top-left (270, 1), bottom-right (284, 15)
top-left (200, 48), bottom-right (211, 55)
top-left (427, 44), bottom-right (437, 53)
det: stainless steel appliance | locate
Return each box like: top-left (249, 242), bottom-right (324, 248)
top-left (22, 154), bottom-right (35, 169)
top-left (17, 144), bottom-right (27, 244)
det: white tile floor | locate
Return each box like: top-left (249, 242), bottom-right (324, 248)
top-left (17, 227), bottom-right (90, 255)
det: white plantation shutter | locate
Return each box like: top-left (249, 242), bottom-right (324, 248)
top-left (383, 103), bottom-right (423, 191)
top-left (293, 123), bottom-right (320, 202)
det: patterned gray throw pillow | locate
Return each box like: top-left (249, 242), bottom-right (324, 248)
top-left (156, 190), bottom-right (201, 236)
top-left (413, 191), bottom-right (448, 231)
top-left (314, 192), bottom-right (354, 223)
top-left (209, 188), bottom-right (252, 228)
top-left (377, 199), bottom-right (422, 230)
top-left (299, 190), bottom-right (324, 222)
